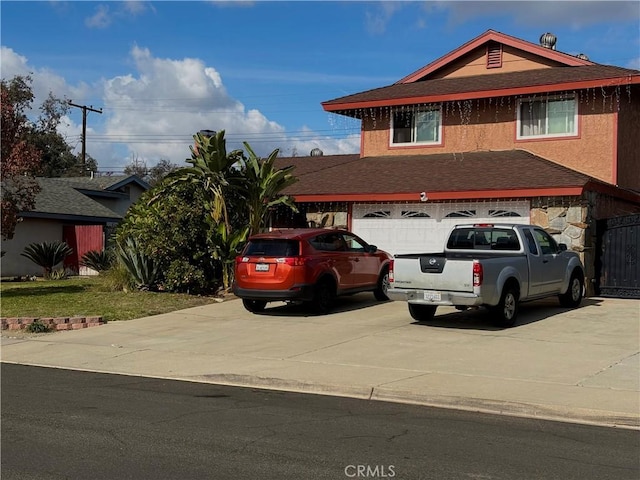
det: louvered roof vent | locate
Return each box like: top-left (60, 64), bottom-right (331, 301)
top-left (486, 42), bottom-right (502, 68)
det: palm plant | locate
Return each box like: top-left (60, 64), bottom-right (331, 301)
top-left (80, 249), bottom-right (114, 273)
top-left (21, 241), bottom-right (73, 279)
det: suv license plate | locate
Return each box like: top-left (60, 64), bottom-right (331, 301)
top-left (424, 291), bottom-right (441, 301)
top-left (255, 263), bottom-right (270, 272)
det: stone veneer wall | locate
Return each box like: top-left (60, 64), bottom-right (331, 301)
top-left (531, 196), bottom-right (594, 295)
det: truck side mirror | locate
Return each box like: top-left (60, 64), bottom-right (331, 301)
top-left (558, 243), bottom-right (568, 251)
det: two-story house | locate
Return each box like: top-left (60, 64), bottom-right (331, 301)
top-left (272, 30), bottom-right (640, 296)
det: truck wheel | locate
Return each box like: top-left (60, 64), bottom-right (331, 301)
top-left (559, 271), bottom-right (584, 308)
top-left (311, 279), bottom-right (336, 314)
top-left (408, 304), bottom-right (437, 322)
top-left (491, 285), bottom-right (519, 328)
top-left (242, 299), bottom-right (267, 313)
top-left (373, 266), bottom-right (390, 301)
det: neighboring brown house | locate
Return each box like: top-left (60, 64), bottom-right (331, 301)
top-left (272, 30), bottom-right (640, 296)
top-left (1, 175), bottom-right (149, 277)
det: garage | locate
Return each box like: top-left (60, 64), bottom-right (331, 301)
top-left (352, 201), bottom-right (531, 255)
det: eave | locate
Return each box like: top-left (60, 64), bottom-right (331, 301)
top-left (291, 187), bottom-right (587, 204)
top-left (322, 74), bottom-right (640, 114)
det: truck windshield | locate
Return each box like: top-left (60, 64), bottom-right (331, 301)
top-left (447, 228), bottom-right (521, 251)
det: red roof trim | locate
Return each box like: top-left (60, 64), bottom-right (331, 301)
top-left (291, 187), bottom-right (586, 203)
top-left (396, 30), bottom-right (593, 84)
top-left (322, 75), bottom-right (640, 113)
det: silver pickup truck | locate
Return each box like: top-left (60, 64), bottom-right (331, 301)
top-left (387, 224), bottom-right (585, 327)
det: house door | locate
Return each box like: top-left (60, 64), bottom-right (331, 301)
top-left (63, 225), bottom-right (104, 274)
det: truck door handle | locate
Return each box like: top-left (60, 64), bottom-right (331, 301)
top-left (543, 260), bottom-right (549, 263)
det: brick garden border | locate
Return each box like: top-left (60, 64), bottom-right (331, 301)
top-left (1, 316), bottom-right (105, 331)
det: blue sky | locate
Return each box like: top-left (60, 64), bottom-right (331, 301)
top-left (2, 1), bottom-right (639, 173)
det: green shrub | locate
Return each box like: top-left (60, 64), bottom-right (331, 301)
top-left (101, 263), bottom-right (135, 292)
top-left (81, 249), bottom-right (114, 273)
top-left (163, 259), bottom-right (208, 294)
top-left (25, 320), bottom-right (51, 333)
top-left (49, 268), bottom-right (69, 280)
top-left (20, 241), bottom-right (73, 279)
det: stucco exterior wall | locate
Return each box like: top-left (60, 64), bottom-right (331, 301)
top-left (360, 93), bottom-right (617, 184)
top-left (1, 219), bottom-right (64, 277)
top-left (615, 86), bottom-right (640, 191)
top-left (431, 46), bottom-right (559, 79)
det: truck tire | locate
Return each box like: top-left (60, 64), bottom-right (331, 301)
top-left (491, 284), bottom-right (519, 328)
top-left (408, 304), bottom-right (437, 322)
top-left (559, 271), bottom-right (584, 308)
top-left (373, 266), bottom-right (390, 301)
top-left (242, 299), bottom-right (267, 313)
top-left (310, 278), bottom-right (336, 314)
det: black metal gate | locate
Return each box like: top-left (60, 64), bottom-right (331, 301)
top-left (596, 214), bottom-right (640, 298)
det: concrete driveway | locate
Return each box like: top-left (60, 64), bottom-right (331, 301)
top-left (2, 294), bottom-right (639, 428)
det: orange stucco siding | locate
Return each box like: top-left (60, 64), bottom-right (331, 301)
top-left (430, 45), bottom-right (561, 79)
top-left (615, 86), bottom-right (640, 191)
top-left (360, 94), bottom-right (617, 184)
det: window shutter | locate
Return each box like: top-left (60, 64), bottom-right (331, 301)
top-left (486, 43), bottom-right (502, 69)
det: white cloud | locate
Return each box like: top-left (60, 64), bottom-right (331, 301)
top-left (85, 4), bottom-right (111, 29)
top-left (85, 1), bottom-right (153, 29)
top-left (1, 45), bottom-right (359, 172)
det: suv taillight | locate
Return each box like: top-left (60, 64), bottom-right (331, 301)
top-left (389, 260), bottom-right (394, 284)
top-left (473, 260), bottom-right (483, 287)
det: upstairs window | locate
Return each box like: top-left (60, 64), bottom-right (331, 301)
top-left (391, 107), bottom-right (441, 145)
top-left (517, 96), bottom-right (577, 139)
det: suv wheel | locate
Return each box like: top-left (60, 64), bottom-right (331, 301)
top-left (373, 266), bottom-right (390, 301)
top-left (242, 299), bottom-right (267, 313)
top-left (310, 279), bottom-right (335, 314)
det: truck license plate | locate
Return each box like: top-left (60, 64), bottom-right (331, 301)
top-left (424, 291), bottom-right (441, 301)
top-left (255, 263), bottom-right (270, 272)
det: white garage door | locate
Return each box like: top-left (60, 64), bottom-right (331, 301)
top-left (352, 201), bottom-right (530, 256)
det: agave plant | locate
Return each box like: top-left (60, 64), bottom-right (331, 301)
top-left (116, 237), bottom-right (159, 290)
top-left (20, 241), bottom-right (74, 279)
top-left (81, 249), bottom-right (114, 273)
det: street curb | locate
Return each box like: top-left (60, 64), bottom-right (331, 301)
top-left (5, 362), bottom-right (636, 430)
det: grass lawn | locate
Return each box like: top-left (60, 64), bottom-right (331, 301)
top-left (0, 276), bottom-right (226, 322)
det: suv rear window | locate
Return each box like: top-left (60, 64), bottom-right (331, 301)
top-left (447, 228), bottom-right (520, 251)
top-left (244, 239), bottom-right (299, 257)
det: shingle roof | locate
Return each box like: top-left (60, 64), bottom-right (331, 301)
top-left (322, 65), bottom-right (639, 113)
top-left (20, 175), bottom-right (148, 222)
top-left (274, 150), bottom-right (595, 198)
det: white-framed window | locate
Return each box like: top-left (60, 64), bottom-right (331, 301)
top-left (391, 107), bottom-right (442, 145)
top-left (517, 96), bottom-right (577, 139)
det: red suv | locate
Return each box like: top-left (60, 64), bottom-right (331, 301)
top-left (233, 228), bottom-right (392, 314)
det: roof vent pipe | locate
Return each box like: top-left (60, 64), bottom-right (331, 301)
top-left (310, 148), bottom-right (323, 156)
top-left (539, 32), bottom-right (557, 50)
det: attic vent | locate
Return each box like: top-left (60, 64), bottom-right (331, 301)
top-left (576, 53), bottom-right (589, 60)
top-left (486, 42), bottom-right (503, 69)
top-left (540, 32), bottom-right (557, 50)
top-left (310, 148), bottom-right (323, 156)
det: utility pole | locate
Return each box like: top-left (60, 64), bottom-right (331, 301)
top-left (68, 101), bottom-right (102, 174)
